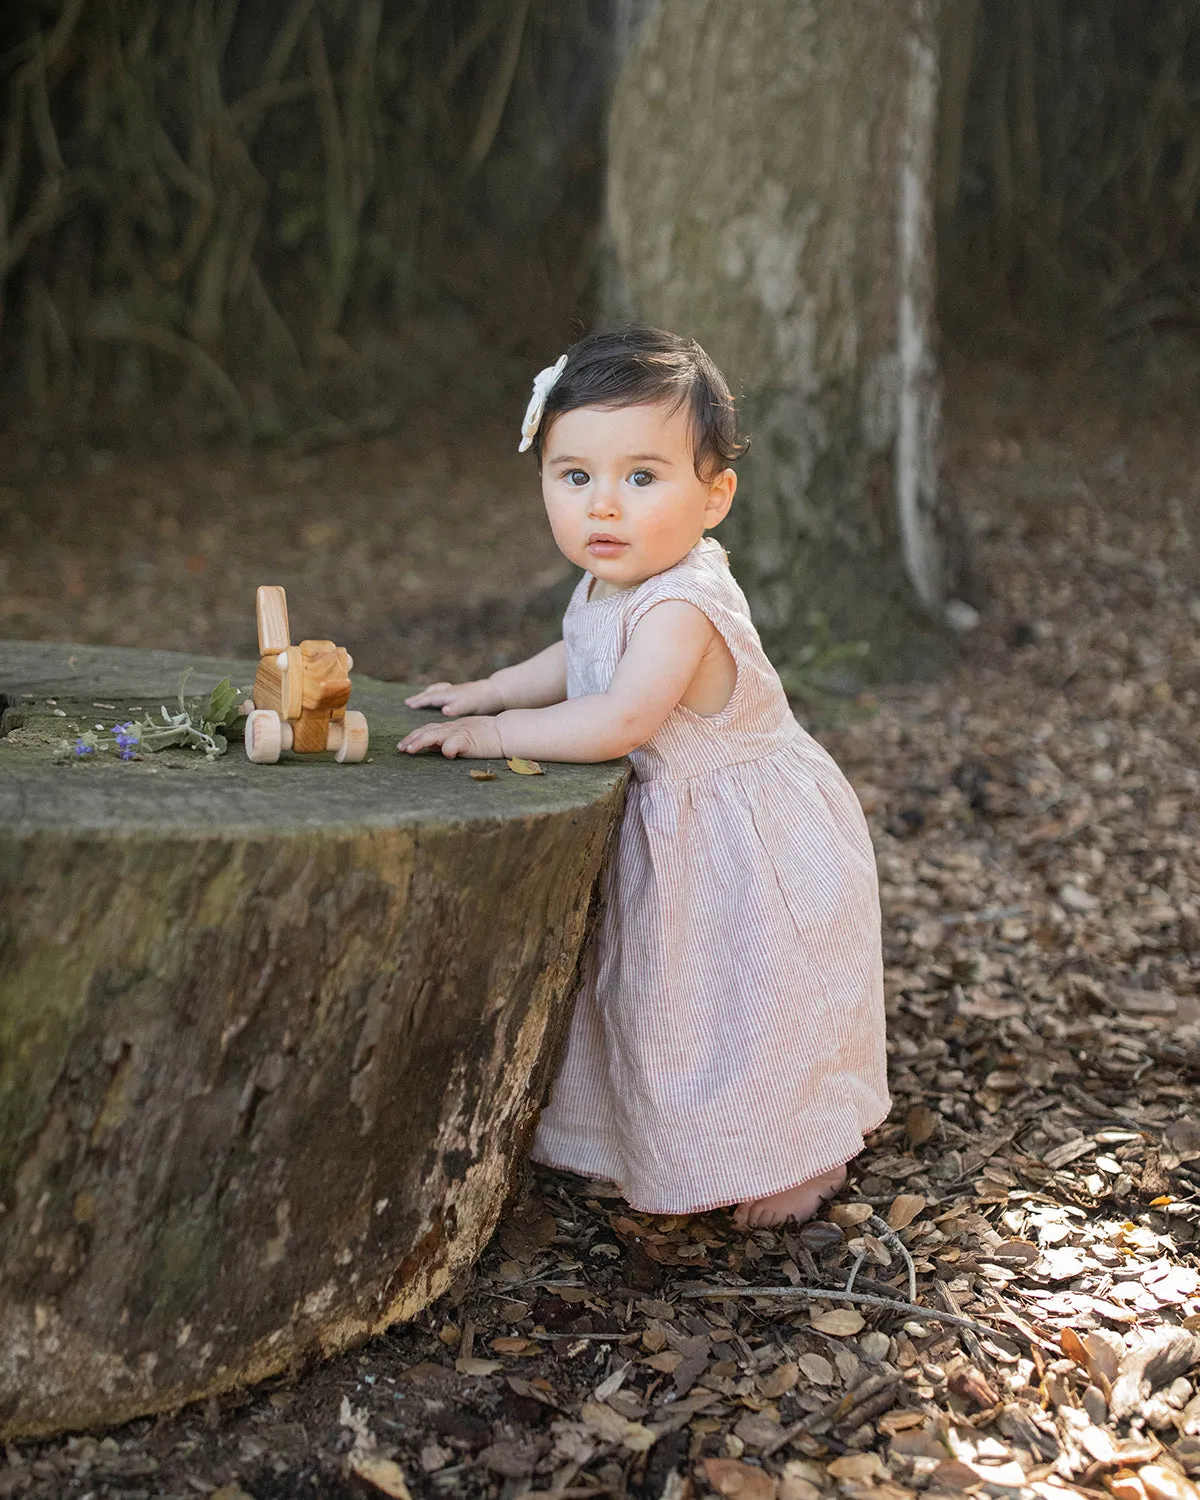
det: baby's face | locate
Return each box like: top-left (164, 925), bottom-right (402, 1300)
top-left (540, 401), bottom-right (735, 591)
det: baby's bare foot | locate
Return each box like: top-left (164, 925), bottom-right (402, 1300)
top-left (733, 1165), bottom-right (847, 1229)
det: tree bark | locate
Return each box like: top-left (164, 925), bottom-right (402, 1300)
top-left (0, 642), bottom-right (627, 1439)
top-left (606, 0), bottom-right (975, 679)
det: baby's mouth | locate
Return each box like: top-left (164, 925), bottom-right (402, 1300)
top-left (587, 534), bottom-right (628, 556)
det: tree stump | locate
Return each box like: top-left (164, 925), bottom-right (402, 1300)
top-left (0, 642), bottom-right (627, 1440)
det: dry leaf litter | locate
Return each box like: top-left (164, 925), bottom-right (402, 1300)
top-left (1, 345), bottom-right (1198, 1500)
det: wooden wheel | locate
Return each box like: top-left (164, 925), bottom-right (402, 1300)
top-left (335, 709), bottom-right (369, 764)
top-left (245, 708), bottom-right (282, 763)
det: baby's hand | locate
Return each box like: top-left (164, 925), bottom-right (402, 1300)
top-left (404, 679), bottom-right (504, 716)
top-left (397, 716), bottom-right (504, 760)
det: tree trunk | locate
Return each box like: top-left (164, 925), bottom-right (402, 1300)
top-left (606, 0), bottom-right (975, 679)
top-left (0, 642), bottom-right (627, 1440)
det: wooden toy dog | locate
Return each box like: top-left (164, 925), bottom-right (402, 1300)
top-left (243, 585), bottom-right (369, 764)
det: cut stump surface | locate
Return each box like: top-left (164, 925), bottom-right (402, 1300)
top-left (0, 642), bottom-right (627, 1440)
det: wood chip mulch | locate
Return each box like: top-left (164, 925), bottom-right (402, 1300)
top-left (1, 344), bottom-right (1198, 1500)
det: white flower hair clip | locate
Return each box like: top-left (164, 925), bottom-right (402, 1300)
top-left (518, 353), bottom-right (568, 452)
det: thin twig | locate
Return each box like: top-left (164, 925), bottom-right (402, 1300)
top-left (760, 1373), bottom-right (904, 1456)
top-left (526, 1485), bottom-right (624, 1499)
top-left (972, 1277), bottom-right (1061, 1354)
top-left (521, 1331), bottom-right (633, 1343)
top-left (678, 1282), bottom-right (1053, 1349)
top-left (869, 1213), bottom-right (918, 1303)
top-left (934, 1276), bottom-right (990, 1370)
top-left (938, 903), bottom-right (1026, 926)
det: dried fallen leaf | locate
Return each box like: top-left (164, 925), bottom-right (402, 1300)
top-left (828, 1453), bottom-right (888, 1482)
top-left (887, 1192), bottom-right (927, 1230)
top-left (1078, 1425), bottom-right (1119, 1463)
top-left (1110, 1331), bottom-right (1200, 1419)
top-left (1084, 1328), bottom-right (1125, 1385)
top-left (468, 768), bottom-right (497, 780)
top-left (498, 1198), bottom-right (558, 1262)
top-left (878, 1409), bottom-right (927, 1435)
top-left (507, 1375), bottom-right (558, 1406)
top-left (490, 1336), bottom-right (532, 1354)
top-left (799, 1219), bottom-right (845, 1253)
top-left (828, 1203), bottom-right (873, 1229)
top-left (905, 1104), bottom-right (938, 1146)
top-left (548, 1422), bottom-right (597, 1466)
top-left (1110, 1476), bottom-right (1151, 1500)
top-left (455, 1356), bottom-right (502, 1375)
top-left (593, 1360), bottom-right (632, 1402)
top-left (795, 1353), bottom-right (833, 1386)
top-left (1162, 1119), bottom-right (1200, 1169)
top-left (1060, 1326), bottom-right (1090, 1369)
top-left (1042, 1245), bottom-right (1089, 1281)
top-left (579, 1400), bottom-right (657, 1452)
top-left (1042, 1137), bottom-right (1098, 1170)
top-left (348, 1454), bottom-right (414, 1498)
top-left (948, 1365), bottom-right (999, 1408)
top-left (507, 757), bottom-right (545, 775)
top-left (703, 1457), bottom-right (778, 1499)
top-left (976, 1461), bottom-right (1028, 1488)
top-left (810, 1308), bottom-right (866, 1336)
top-left (735, 1411), bottom-right (786, 1452)
top-left (479, 1440), bottom-right (542, 1478)
top-left (779, 1465), bottom-right (822, 1500)
top-left (983, 1237), bottom-right (1040, 1264)
top-left (930, 1459), bottom-right (982, 1491)
top-left (890, 1430), bottom-right (947, 1460)
top-left (1139, 1467), bottom-right (1200, 1500)
top-left (758, 1359), bottom-right (800, 1397)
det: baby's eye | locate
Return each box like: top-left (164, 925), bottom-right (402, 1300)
top-left (628, 469), bottom-right (655, 488)
top-left (563, 469), bottom-right (589, 487)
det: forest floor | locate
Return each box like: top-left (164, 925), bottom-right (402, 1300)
top-left (1, 335), bottom-right (1199, 1500)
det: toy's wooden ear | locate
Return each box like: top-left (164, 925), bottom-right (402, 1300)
top-left (256, 586), bottom-right (290, 655)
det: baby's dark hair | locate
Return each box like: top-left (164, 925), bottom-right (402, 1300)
top-left (532, 325), bottom-right (749, 479)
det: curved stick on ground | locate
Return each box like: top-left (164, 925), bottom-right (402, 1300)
top-left (868, 1212), bottom-right (919, 1303)
top-left (679, 1283), bottom-right (1059, 1351)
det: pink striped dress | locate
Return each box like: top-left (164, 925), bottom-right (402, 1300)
top-left (530, 536), bottom-right (890, 1215)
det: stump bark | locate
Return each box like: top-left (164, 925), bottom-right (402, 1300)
top-left (0, 642), bottom-right (627, 1440)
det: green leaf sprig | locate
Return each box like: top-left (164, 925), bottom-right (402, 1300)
top-left (54, 670), bottom-right (248, 764)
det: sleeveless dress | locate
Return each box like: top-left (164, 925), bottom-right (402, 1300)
top-left (530, 536), bottom-right (890, 1215)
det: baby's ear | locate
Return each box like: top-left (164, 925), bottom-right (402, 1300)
top-left (705, 466), bottom-right (737, 525)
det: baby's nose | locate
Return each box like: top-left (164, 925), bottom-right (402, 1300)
top-left (588, 483), bottom-right (621, 516)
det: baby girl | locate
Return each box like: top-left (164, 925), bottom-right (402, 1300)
top-left (399, 326), bottom-right (889, 1227)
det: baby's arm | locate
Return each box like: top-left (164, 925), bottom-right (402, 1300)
top-left (398, 602), bottom-right (714, 761)
top-left (404, 640), bottom-right (567, 716)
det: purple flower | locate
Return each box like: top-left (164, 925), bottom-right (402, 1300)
top-left (74, 737), bottom-right (94, 757)
top-left (113, 721), bottom-right (140, 761)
